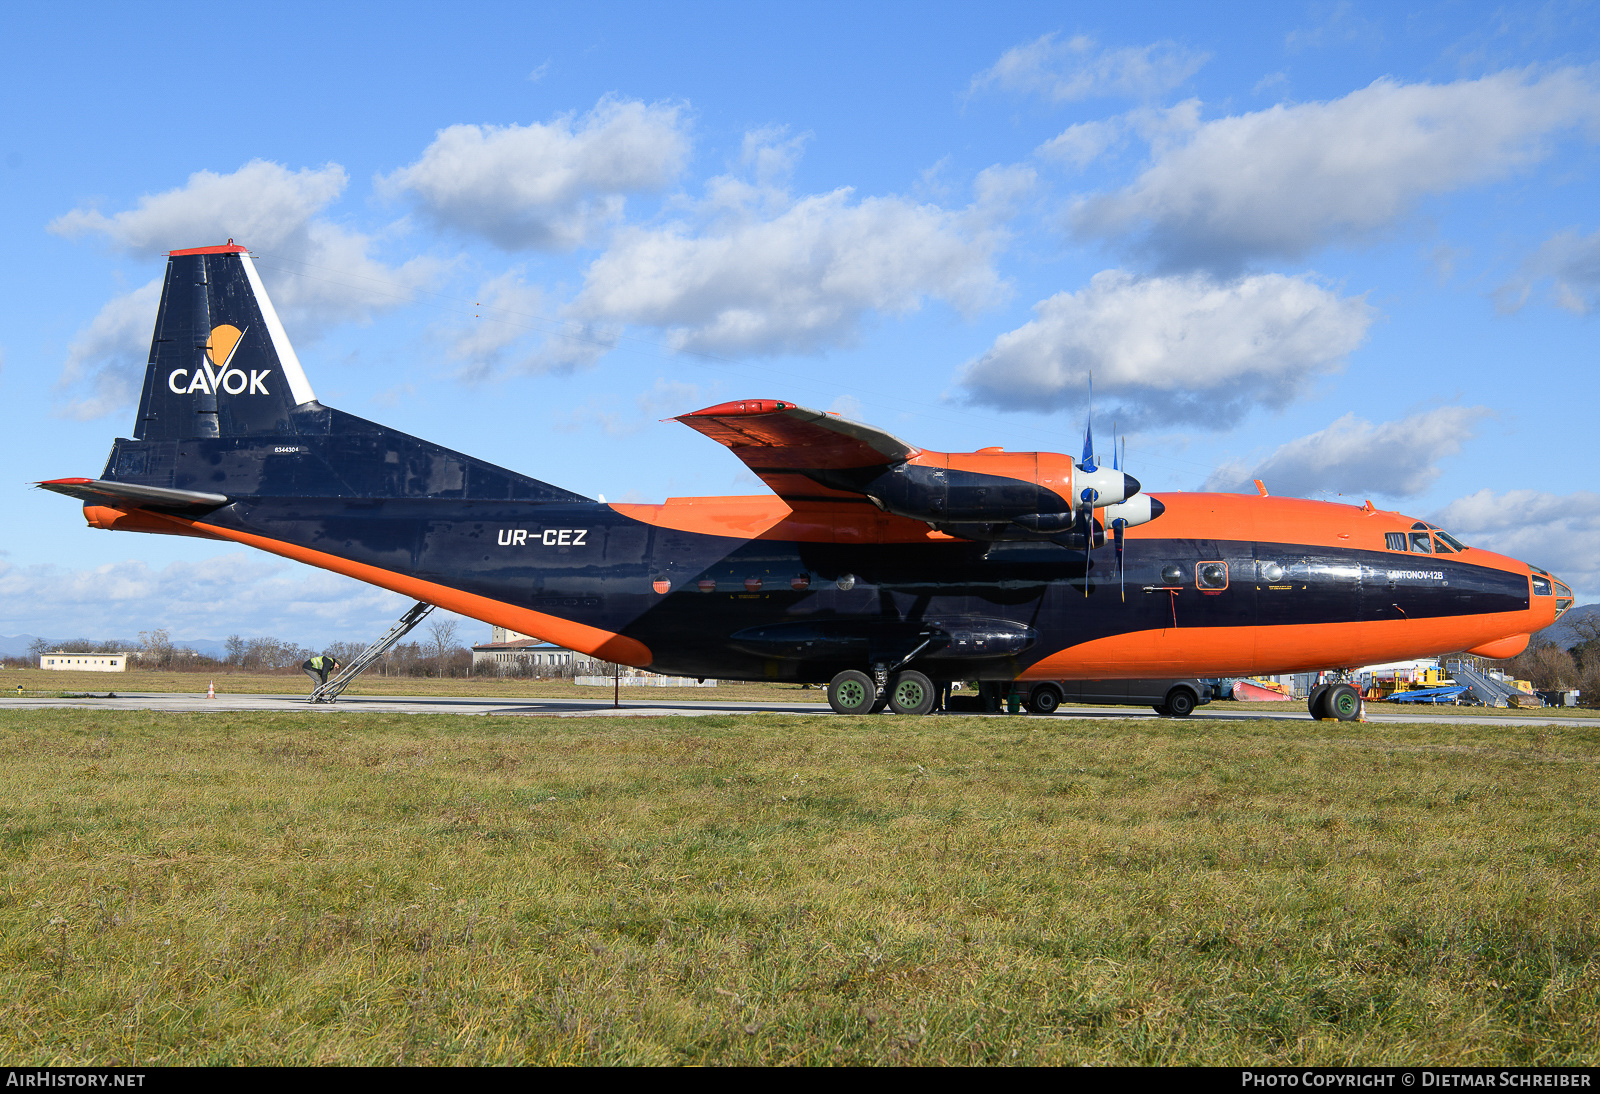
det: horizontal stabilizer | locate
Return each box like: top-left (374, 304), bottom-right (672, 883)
top-left (37, 477), bottom-right (228, 512)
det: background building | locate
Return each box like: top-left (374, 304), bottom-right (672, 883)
top-left (40, 652), bottom-right (128, 672)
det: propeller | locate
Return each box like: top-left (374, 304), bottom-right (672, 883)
top-left (1111, 432), bottom-right (1127, 602)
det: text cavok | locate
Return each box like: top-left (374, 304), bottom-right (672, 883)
top-left (167, 366), bottom-right (272, 396)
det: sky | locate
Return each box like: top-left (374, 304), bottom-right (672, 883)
top-left (1, 0), bottom-right (1597, 649)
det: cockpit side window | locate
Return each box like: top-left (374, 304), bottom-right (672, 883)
top-left (1532, 575), bottom-right (1553, 596)
top-left (1432, 535), bottom-right (1457, 554)
top-left (1409, 532), bottom-right (1435, 554)
top-left (1436, 531), bottom-right (1469, 552)
top-left (1386, 532), bottom-right (1408, 551)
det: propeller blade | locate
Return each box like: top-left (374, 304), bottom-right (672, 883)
top-left (1113, 517), bottom-right (1127, 603)
top-left (1080, 374), bottom-right (1097, 471)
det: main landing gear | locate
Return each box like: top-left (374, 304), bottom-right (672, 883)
top-left (1307, 681), bottom-right (1362, 722)
top-left (827, 668), bottom-right (937, 716)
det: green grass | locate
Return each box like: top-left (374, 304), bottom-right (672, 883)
top-left (1, 709), bottom-right (1596, 1065)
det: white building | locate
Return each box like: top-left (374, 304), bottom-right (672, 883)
top-left (40, 652), bottom-right (129, 672)
top-left (470, 628), bottom-right (603, 674)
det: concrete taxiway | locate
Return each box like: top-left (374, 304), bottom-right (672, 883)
top-left (4, 691), bottom-right (1599, 726)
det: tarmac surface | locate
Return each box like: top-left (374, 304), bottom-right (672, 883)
top-left (4, 690), bottom-right (1599, 726)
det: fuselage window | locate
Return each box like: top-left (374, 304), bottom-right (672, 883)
top-left (1197, 561), bottom-right (1229, 590)
top-left (1409, 532), bottom-right (1434, 554)
top-left (1386, 532), bottom-right (1408, 551)
top-left (1531, 575), bottom-right (1552, 596)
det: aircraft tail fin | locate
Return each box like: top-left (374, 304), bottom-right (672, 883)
top-left (133, 243), bottom-right (319, 440)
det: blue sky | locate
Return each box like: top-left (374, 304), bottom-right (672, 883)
top-left (2, 0), bottom-right (1597, 648)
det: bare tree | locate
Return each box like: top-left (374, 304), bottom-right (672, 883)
top-left (427, 619), bottom-right (460, 678)
top-left (139, 628), bottom-right (174, 670)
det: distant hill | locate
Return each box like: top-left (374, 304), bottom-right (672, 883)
top-left (1533, 603), bottom-right (1600, 649)
top-left (0, 635), bottom-right (45, 658)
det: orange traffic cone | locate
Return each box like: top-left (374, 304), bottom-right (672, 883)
top-left (207, 680), bottom-right (215, 699)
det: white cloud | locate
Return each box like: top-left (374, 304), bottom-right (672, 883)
top-left (0, 552), bottom-right (419, 646)
top-left (1072, 69), bottom-right (1600, 269)
top-left (448, 270), bottom-right (548, 379)
top-left (55, 278), bottom-right (162, 421)
top-left (568, 166), bottom-right (1008, 357)
top-left (1500, 227), bottom-right (1600, 315)
top-left (959, 269), bottom-right (1375, 427)
top-left (50, 160), bottom-right (438, 418)
top-left (383, 97), bottom-right (689, 251)
top-left (1035, 101), bottom-right (1202, 171)
top-left (1430, 489), bottom-right (1600, 597)
top-left (972, 33), bottom-right (1208, 103)
top-left (1201, 406), bottom-right (1491, 498)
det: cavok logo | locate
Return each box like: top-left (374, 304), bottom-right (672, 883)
top-left (166, 324), bottom-right (271, 396)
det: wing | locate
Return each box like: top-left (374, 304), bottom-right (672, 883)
top-left (675, 400), bottom-right (919, 502)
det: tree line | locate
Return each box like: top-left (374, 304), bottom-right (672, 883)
top-left (12, 621), bottom-right (482, 678)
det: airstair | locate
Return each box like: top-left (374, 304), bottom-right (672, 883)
top-left (311, 601), bottom-right (435, 703)
top-left (1444, 659), bottom-right (1516, 707)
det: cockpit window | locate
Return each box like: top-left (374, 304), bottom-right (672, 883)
top-left (1409, 532), bottom-right (1435, 554)
top-left (1532, 575), bottom-right (1553, 596)
top-left (1432, 535), bottom-right (1457, 554)
top-left (1386, 532), bottom-right (1408, 551)
top-left (1436, 531), bottom-right (1469, 552)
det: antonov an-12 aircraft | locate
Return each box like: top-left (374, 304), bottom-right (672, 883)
top-left (40, 244), bottom-right (1574, 718)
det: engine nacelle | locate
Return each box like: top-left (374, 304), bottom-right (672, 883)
top-left (813, 448), bottom-right (1140, 530)
top-left (1101, 494), bottom-right (1164, 529)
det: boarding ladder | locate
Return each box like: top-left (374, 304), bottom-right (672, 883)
top-left (311, 600), bottom-right (435, 703)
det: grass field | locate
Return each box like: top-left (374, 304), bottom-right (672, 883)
top-left (1, 708), bottom-right (1596, 1065)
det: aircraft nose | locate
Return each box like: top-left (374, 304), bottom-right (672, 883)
top-left (1554, 575), bottom-right (1575, 617)
top-left (1123, 473), bottom-right (1141, 498)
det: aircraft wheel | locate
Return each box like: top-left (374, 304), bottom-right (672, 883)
top-left (1163, 687), bottom-right (1197, 717)
top-left (888, 670), bottom-right (936, 716)
top-left (828, 670), bottom-right (876, 715)
top-left (1307, 684), bottom-right (1331, 719)
top-left (1026, 684), bottom-right (1062, 715)
top-left (1325, 682), bottom-right (1362, 722)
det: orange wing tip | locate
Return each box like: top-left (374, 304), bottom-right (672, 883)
top-left (680, 400), bottom-right (795, 418)
top-left (37, 477), bottom-right (95, 486)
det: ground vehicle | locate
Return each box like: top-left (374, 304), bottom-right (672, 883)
top-left (1025, 678), bottom-right (1211, 717)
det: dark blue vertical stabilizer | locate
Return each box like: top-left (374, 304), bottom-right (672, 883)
top-left (134, 244), bottom-right (319, 441)
top-left (109, 243), bottom-right (587, 503)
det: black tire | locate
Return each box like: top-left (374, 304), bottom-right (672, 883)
top-left (828, 670), bottom-right (876, 715)
top-left (1164, 687), bottom-right (1197, 717)
top-left (1325, 682), bottom-right (1362, 722)
top-left (1153, 704), bottom-right (1170, 716)
top-left (1026, 684), bottom-right (1063, 715)
top-left (1307, 684), bottom-right (1331, 719)
top-left (888, 670), bottom-right (936, 716)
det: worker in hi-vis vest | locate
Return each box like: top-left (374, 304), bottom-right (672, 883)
top-left (302, 653), bottom-right (342, 696)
